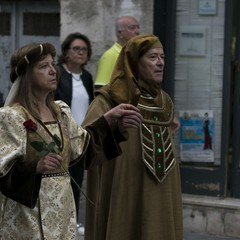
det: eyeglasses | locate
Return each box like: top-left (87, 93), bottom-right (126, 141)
top-left (69, 46), bottom-right (88, 53)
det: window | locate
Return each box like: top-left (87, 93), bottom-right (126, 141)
top-left (23, 13), bottom-right (60, 36)
top-left (0, 12), bottom-right (11, 35)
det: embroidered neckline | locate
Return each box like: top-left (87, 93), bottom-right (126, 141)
top-left (36, 118), bottom-right (64, 151)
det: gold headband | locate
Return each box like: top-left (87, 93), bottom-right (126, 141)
top-left (39, 44), bottom-right (43, 54)
top-left (24, 56), bottom-right (29, 64)
top-left (10, 43), bottom-right (56, 83)
top-left (15, 66), bottom-right (19, 76)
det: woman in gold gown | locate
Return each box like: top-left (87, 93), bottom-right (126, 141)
top-left (0, 42), bottom-right (142, 239)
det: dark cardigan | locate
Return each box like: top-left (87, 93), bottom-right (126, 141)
top-left (55, 64), bottom-right (94, 106)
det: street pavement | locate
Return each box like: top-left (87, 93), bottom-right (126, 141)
top-left (77, 208), bottom-right (240, 240)
top-left (78, 229), bottom-right (240, 240)
top-left (183, 232), bottom-right (240, 240)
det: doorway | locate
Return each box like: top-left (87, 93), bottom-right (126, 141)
top-left (0, 0), bottom-right (60, 105)
top-left (153, 0), bottom-right (234, 198)
top-left (230, 0), bottom-right (240, 198)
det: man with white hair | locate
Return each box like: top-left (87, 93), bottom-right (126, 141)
top-left (94, 16), bottom-right (140, 89)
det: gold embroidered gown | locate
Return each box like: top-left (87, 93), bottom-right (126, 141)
top-left (0, 101), bottom-right (122, 240)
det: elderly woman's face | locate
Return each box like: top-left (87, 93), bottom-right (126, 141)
top-left (32, 54), bottom-right (57, 93)
top-left (138, 48), bottom-right (165, 85)
top-left (66, 38), bottom-right (89, 67)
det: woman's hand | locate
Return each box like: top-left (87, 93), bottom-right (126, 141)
top-left (104, 103), bottom-right (142, 130)
top-left (36, 152), bottom-right (62, 174)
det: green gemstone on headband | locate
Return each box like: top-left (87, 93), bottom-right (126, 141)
top-left (153, 116), bottom-right (158, 121)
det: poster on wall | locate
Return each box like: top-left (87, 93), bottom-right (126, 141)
top-left (198, 0), bottom-right (217, 15)
top-left (179, 110), bottom-right (214, 162)
top-left (179, 26), bottom-right (206, 56)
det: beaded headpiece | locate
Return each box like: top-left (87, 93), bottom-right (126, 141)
top-left (10, 43), bottom-right (56, 83)
top-left (4, 43), bottom-right (56, 106)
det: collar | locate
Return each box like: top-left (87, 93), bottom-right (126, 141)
top-left (113, 42), bottom-right (122, 53)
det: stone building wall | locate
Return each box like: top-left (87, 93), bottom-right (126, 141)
top-left (60, 0), bottom-right (228, 226)
top-left (174, 0), bottom-right (226, 164)
top-left (59, 0), bottom-right (154, 212)
top-left (60, 0), bottom-right (154, 80)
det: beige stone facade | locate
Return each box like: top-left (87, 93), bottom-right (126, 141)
top-left (60, 0), bottom-right (154, 80)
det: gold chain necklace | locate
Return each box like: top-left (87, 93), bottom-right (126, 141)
top-left (63, 64), bottom-right (81, 81)
top-left (71, 73), bottom-right (81, 81)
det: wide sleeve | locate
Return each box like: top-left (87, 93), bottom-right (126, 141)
top-left (0, 106), bottom-right (27, 177)
top-left (57, 100), bottom-right (125, 169)
top-left (0, 106), bottom-right (41, 208)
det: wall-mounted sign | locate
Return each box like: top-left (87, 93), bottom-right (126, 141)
top-left (179, 110), bottom-right (214, 163)
top-left (179, 26), bottom-right (206, 56)
top-left (198, 0), bottom-right (217, 15)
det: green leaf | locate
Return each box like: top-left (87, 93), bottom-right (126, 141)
top-left (38, 149), bottom-right (50, 157)
top-left (53, 145), bottom-right (60, 154)
top-left (47, 142), bottom-right (60, 154)
top-left (30, 141), bottom-right (44, 152)
top-left (48, 142), bottom-right (56, 152)
top-left (52, 134), bottom-right (61, 148)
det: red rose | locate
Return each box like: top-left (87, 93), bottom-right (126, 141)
top-left (23, 119), bottom-right (38, 132)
